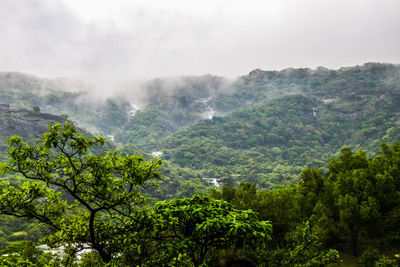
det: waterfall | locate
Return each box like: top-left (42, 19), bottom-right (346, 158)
top-left (202, 177), bottom-right (221, 188)
top-left (199, 98), bottom-right (215, 119)
top-left (312, 107), bottom-right (317, 118)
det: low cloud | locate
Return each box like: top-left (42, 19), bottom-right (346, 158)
top-left (0, 0), bottom-right (399, 96)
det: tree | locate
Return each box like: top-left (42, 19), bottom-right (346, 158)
top-left (328, 147), bottom-right (381, 256)
top-left (148, 195), bottom-right (271, 266)
top-left (283, 221), bottom-right (339, 267)
top-left (0, 122), bottom-right (161, 263)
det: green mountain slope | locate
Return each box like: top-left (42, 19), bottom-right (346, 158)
top-left (116, 63), bottom-right (400, 147)
top-left (114, 75), bottom-right (231, 145)
top-left (146, 63), bottom-right (400, 188)
top-left (1, 63), bottom-right (400, 190)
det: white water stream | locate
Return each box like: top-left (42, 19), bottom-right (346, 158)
top-left (202, 178), bottom-right (221, 188)
top-left (198, 98), bottom-right (215, 119)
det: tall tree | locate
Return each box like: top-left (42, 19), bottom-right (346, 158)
top-left (0, 122), bottom-right (161, 263)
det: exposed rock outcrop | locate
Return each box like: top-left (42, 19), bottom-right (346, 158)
top-left (0, 105), bottom-right (67, 141)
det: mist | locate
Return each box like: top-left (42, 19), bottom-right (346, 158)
top-left (0, 0), bottom-right (400, 96)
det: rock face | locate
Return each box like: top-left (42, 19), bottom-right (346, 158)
top-left (0, 104), bottom-right (66, 141)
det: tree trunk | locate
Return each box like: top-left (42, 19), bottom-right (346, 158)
top-left (89, 210), bottom-right (112, 263)
top-left (350, 225), bottom-right (359, 257)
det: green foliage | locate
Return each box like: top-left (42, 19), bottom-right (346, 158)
top-left (359, 247), bottom-right (380, 267)
top-left (299, 144), bottom-right (400, 257)
top-left (0, 124), bottom-right (275, 266)
top-left (0, 122), bottom-right (161, 263)
top-left (149, 195), bottom-right (272, 266)
top-left (211, 143), bottom-right (400, 265)
top-left (212, 184), bottom-right (339, 266)
top-left (0, 241), bottom-right (61, 266)
top-left (211, 183), bottom-right (300, 248)
top-left (374, 256), bottom-right (397, 267)
top-left (77, 251), bottom-right (104, 267)
top-left (284, 222), bottom-right (339, 267)
top-left (158, 86), bottom-right (400, 189)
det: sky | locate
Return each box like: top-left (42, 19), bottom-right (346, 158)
top-left (0, 0), bottom-right (399, 87)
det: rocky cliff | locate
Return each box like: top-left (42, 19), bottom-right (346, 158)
top-left (0, 104), bottom-right (66, 142)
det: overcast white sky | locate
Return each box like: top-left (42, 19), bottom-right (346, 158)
top-left (0, 0), bottom-right (399, 86)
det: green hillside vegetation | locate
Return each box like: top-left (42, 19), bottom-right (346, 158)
top-left (1, 124), bottom-right (400, 265)
top-left (210, 143), bottom-right (400, 266)
top-left (1, 63), bottom-right (400, 265)
top-left (158, 91), bottom-right (400, 188)
top-left (0, 72), bottom-right (230, 140)
top-left (1, 63), bottom-right (400, 196)
top-left (125, 63), bottom-right (400, 192)
top-left (0, 124), bottom-right (274, 266)
top-left (115, 75), bottom-right (230, 146)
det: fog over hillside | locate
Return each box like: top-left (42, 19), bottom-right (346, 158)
top-left (0, 0), bottom-right (399, 96)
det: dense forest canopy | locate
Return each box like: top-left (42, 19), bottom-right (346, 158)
top-left (0, 63), bottom-right (400, 265)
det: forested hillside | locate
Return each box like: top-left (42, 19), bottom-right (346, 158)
top-left (139, 63), bottom-right (400, 191)
top-left (158, 91), bottom-right (400, 188)
top-left (1, 123), bottom-right (399, 266)
top-left (1, 63), bottom-right (400, 194)
top-left (114, 75), bottom-right (230, 145)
